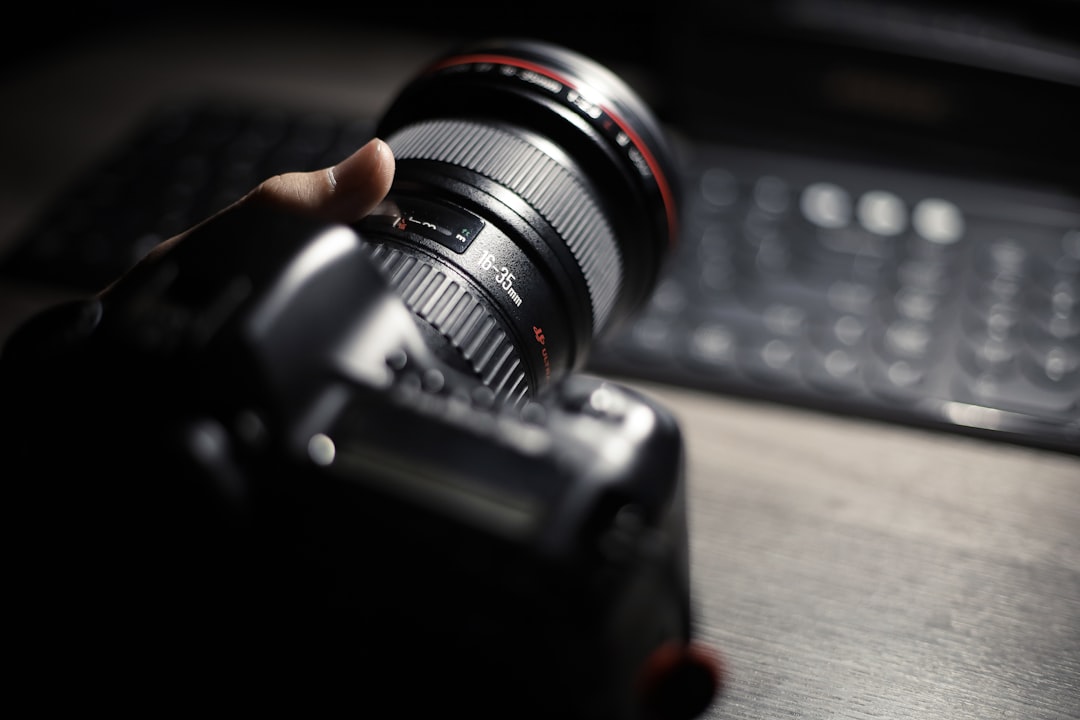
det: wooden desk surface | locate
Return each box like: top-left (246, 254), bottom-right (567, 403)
top-left (2, 21), bottom-right (1077, 719)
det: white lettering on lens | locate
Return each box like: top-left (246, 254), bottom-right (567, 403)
top-left (566, 90), bottom-right (603, 119)
top-left (517, 69), bottom-right (562, 94)
top-left (627, 147), bottom-right (650, 177)
top-left (408, 215), bottom-right (438, 231)
top-left (478, 251), bottom-right (524, 307)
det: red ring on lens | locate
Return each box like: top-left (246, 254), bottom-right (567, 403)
top-left (427, 54), bottom-right (679, 248)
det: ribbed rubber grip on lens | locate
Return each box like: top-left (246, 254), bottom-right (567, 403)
top-left (387, 119), bottom-right (622, 332)
top-left (363, 243), bottom-right (530, 406)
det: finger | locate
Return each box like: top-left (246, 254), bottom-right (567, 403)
top-left (99, 139), bottom-right (395, 298)
top-left (246, 137), bottom-right (395, 223)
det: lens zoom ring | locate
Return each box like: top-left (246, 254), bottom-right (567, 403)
top-left (363, 243), bottom-right (530, 406)
top-left (387, 119), bottom-right (622, 330)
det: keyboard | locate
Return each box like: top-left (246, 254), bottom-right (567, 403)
top-left (2, 101), bottom-right (1078, 454)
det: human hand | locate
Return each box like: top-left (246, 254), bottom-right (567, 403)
top-left (242, 136), bottom-right (395, 223)
top-left (101, 137), bottom-right (395, 295)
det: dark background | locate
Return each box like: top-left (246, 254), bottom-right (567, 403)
top-left (5, 0), bottom-right (1079, 186)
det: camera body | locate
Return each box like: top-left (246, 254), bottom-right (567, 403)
top-left (2, 203), bottom-right (713, 718)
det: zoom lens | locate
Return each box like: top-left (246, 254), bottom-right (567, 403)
top-left (355, 39), bottom-right (679, 406)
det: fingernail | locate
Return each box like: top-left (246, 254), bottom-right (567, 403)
top-left (324, 138), bottom-right (394, 219)
top-left (332, 138), bottom-right (384, 187)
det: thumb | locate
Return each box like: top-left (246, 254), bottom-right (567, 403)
top-left (98, 139), bottom-right (395, 297)
top-left (246, 137), bottom-right (396, 222)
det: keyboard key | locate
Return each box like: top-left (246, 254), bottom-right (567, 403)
top-left (753, 175), bottom-right (790, 215)
top-left (1021, 342), bottom-right (1080, 393)
top-left (856, 190), bottom-right (907, 236)
top-left (880, 319), bottom-right (934, 360)
top-left (865, 356), bottom-right (935, 404)
top-left (802, 346), bottom-right (866, 395)
top-left (800, 182), bottom-right (851, 229)
top-left (955, 372), bottom-right (1077, 417)
top-left (682, 321), bottom-right (739, 374)
top-left (738, 335), bottom-right (805, 387)
top-left (912, 198), bottom-right (964, 245)
top-left (699, 168), bottom-right (738, 208)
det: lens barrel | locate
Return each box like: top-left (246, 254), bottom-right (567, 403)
top-left (355, 39), bottom-right (679, 406)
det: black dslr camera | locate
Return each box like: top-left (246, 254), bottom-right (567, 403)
top-left (2, 40), bottom-right (720, 719)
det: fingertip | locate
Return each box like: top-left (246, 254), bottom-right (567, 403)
top-left (239, 137), bottom-right (396, 224)
top-left (373, 138), bottom-right (396, 194)
top-left (330, 137), bottom-right (396, 218)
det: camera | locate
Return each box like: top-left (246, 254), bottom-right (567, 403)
top-left (2, 40), bottom-right (720, 718)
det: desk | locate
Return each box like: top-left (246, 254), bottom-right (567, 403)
top-left (2, 20), bottom-right (1078, 719)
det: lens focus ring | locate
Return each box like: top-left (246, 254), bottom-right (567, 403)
top-left (386, 118), bottom-right (622, 331)
top-left (362, 242), bottom-right (530, 405)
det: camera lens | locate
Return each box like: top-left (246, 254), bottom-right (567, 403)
top-left (355, 39), bottom-right (679, 406)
